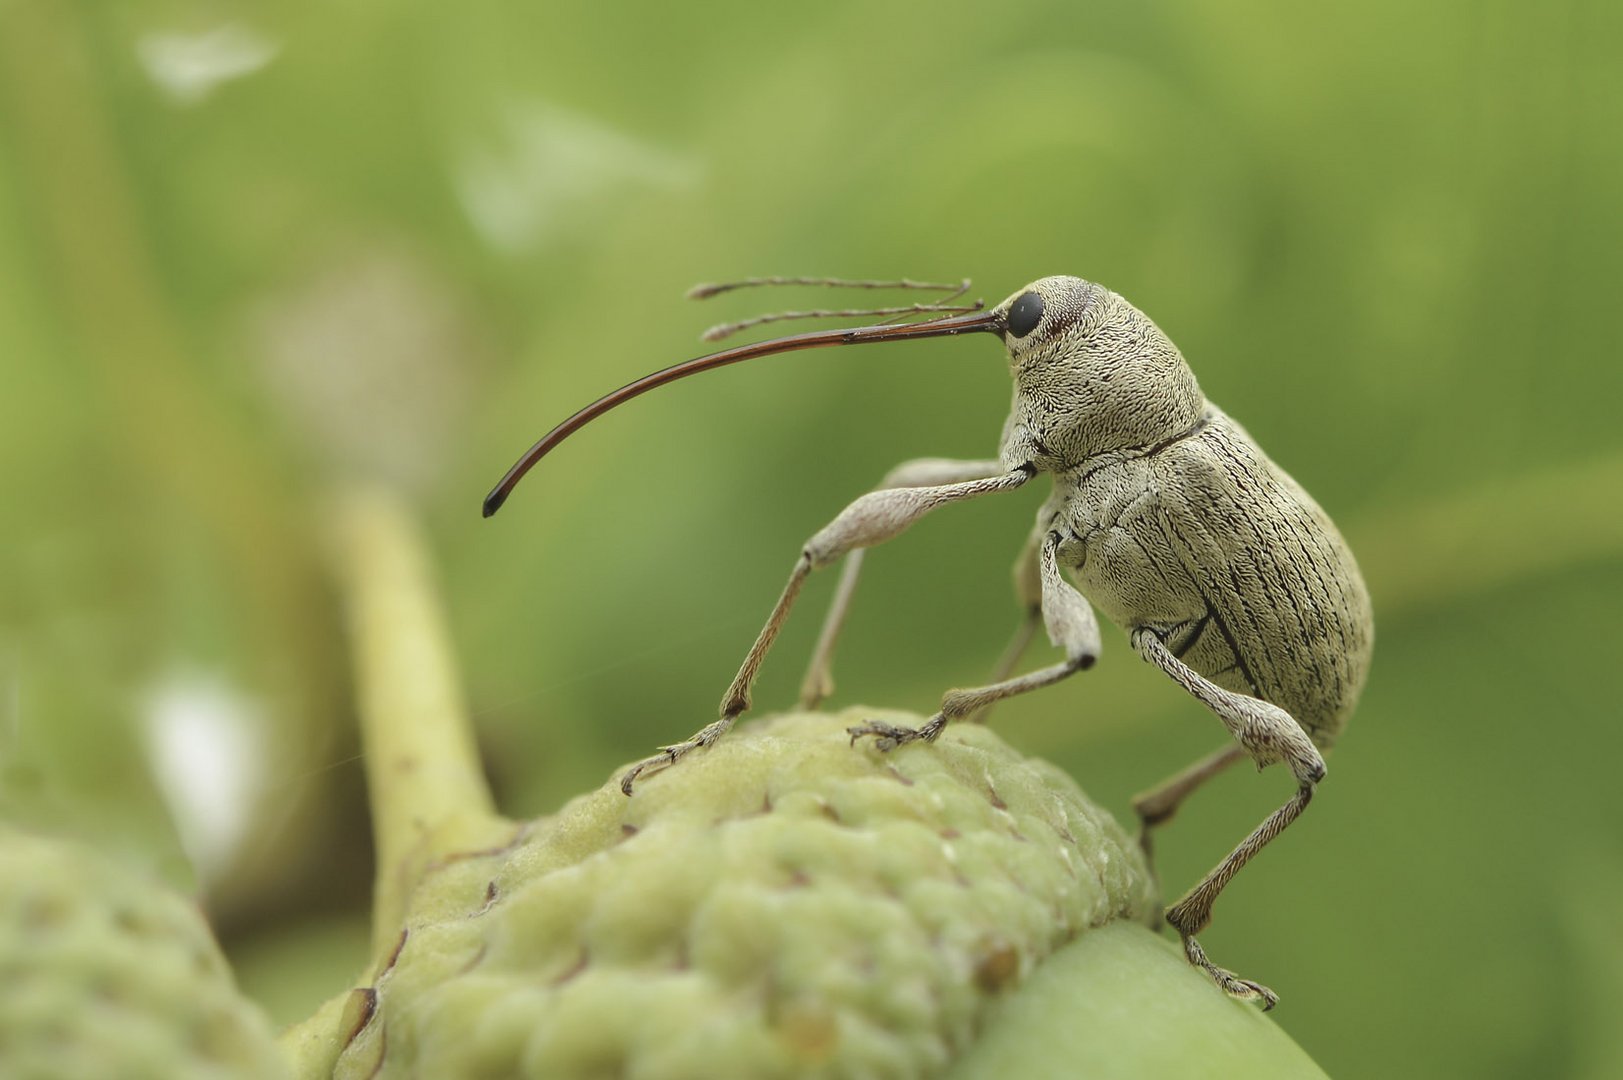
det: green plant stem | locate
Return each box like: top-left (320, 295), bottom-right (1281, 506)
top-left (332, 489), bottom-right (508, 955)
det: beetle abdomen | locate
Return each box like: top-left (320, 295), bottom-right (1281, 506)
top-left (1149, 412), bottom-right (1373, 746)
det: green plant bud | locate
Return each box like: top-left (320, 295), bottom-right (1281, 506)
top-left (0, 826), bottom-right (288, 1080)
top-left (331, 709), bottom-right (1158, 1079)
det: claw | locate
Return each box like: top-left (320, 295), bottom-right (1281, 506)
top-left (846, 720), bottom-right (916, 751)
top-left (619, 719), bottom-right (736, 796)
top-left (1182, 935), bottom-right (1279, 1009)
top-left (619, 745), bottom-right (680, 795)
top-left (847, 715), bottom-right (947, 751)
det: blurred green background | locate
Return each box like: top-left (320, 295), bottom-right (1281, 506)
top-left (3, 1), bottom-right (1620, 1076)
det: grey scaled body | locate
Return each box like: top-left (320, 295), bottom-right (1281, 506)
top-left (1059, 405), bottom-right (1370, 752)
top-left (486, 274), bottom-right (1374, 1007)
top-left (650, 277), bottom-right (1373, 1007)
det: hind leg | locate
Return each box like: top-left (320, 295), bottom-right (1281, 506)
top-left (1131, 627), bottom-right (1325, 1009)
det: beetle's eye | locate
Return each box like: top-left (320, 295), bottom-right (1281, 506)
top-left (1007, 291), bottom-right (1044, 339)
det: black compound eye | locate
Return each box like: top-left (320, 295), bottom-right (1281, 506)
top-left (1006, 290), bottom-right (1044, 339)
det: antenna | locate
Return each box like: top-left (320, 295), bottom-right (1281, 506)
top-left (481, 286), bottom-right (1001, 517)
top-left (688, 277), bottom-right (981, 342)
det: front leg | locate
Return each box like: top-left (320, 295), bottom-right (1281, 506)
top-left (621, 464), bottom-right (1035, 794)
top-left (798, 457), bottom-right (1005, 709)
top-left (849, 527), bottom-right (1098, 749)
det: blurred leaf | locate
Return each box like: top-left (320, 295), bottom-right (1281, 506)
top-left (3, 1), bottom-right (1620, 1074)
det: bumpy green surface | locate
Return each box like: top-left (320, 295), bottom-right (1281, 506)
top-left (0, 827), bottom-right (288, 1080)
top-left (331, 710), bottom-right (1157, 1079)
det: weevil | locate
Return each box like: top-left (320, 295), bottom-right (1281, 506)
top-left (484, 275), bottom-right (1374, 1006)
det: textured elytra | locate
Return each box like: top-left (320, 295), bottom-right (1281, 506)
top-left (0, 827), bottom-right (287, 1080)
top-left (332, 711), bottom-right (1155, 1080)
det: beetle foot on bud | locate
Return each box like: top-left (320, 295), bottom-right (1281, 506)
top-left (847, 714), bottom-right (947, 751)
top-left (1182, 935), bottom-right (1279, 1010)
top-left (620, 718), bottom-right (736, 795)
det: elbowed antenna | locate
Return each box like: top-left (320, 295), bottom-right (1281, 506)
top-left (482, 308), bottom-right (1006, 517)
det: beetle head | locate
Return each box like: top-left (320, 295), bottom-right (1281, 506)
top-left (991, 276), bottom-right (1205, 467)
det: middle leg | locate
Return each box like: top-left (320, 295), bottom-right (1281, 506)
top-left (963, 518), bottom-right (1046, 725)
top-left (849, 528), bottom-right (1098, 748)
